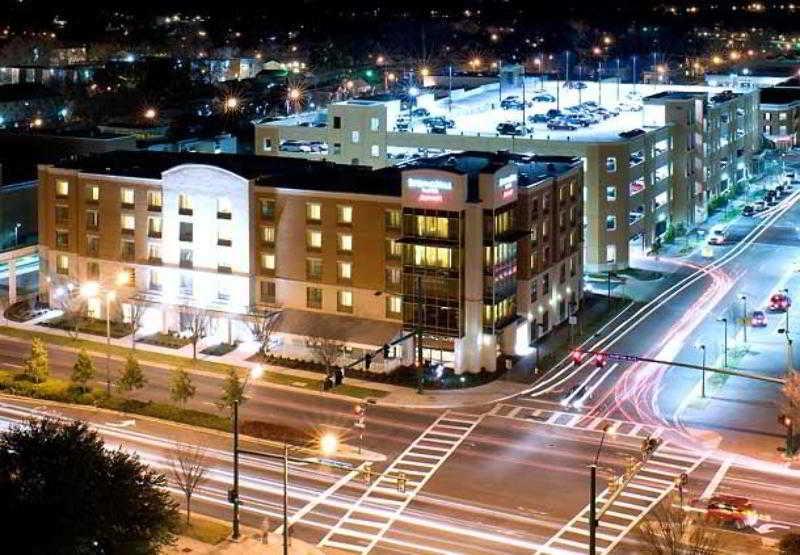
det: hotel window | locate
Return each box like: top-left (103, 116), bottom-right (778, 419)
top-left (386, 295), bottom-right (402, 318)
top-left (217, 197), bottom-right (232, 219)
top-left (385, 209), bottom-right (401, 230)
top-left (306, 202), bottom-right (321, 222)
top-left (338, 233), bottom-right (352, 253)
top-left (606, 157), bottom-right (617, 173)
top-left (605, 215), bottom-right (617, 231)
top-left (180, 248), bottom-right (193, 268)
top-left (217, 223), bottom-right (232, 246)
top-left (306, 287), bottom-right (323, 309)
top-left (121, 214), bottom-right (135, 234)
top-left (179, 222), bottom-right (193, 242)
top-left (780, 112), bottom-right (788, 121)
top-left (413, 245), bottom-right (452, 269)
top-left (337, 290), bottom-right (353, 313)
top-left (351, 130), bottom-right (360, 143)
top-left (606, 244), bottom-right (617, 263)
top-left (148, 243), bottom-right (161, 263)
top-left (123, 267), bottom-right (135, 286)
top-left (606, 186), bottom-right (616, 202)
top-left (55, 180), bottom-right (69, 197)
top-left (147, 190), bottom-right (162, 211)
top-left (370, 117), bottom-right (380, 131)
top-left (261, 253), bottom-right (275, 273)
top-left (120, 188), bottom-right (135, 208)
top-left (87, 236), bottom-right (99, 257)
top-left (86, 209), bottom-right (98, 229)
top-left (338, 261), bottom-right (352, 282)
top-left (55, 205), bottom-right (69, 225)
top-left (494, 211), bottom-right (511, 235)
top-left (260, 281), bottom-right (276, 303)
top-left (306, 258), bottom-right (323, 280)
top-left (371, 145), bottom-right (380, 157)
top-left (385, 267), bottom-right (401, 288)
top-left (149, 269), bottom-right (163, 292)
top-left (55, 231), bottom-right (69, 249)
top-left (147, 216), bottom-right (162, 238)
top-left (179, 274), bottom-right (193, 297)
top-left (260, 199), bottom-right (276, 219)
top-left (56, 254), bottom-right (69, 275)
top-left (386, 238), bottom-right (402, 260)
top-left (218, 250), bottom-right (232, 272)
top-left (121, 239), bottom-right (135, 261)
top-left (179, 193), bottom-right (193, 215)
top-left (86, 185), bottom-right (100, 202)
top-left (306, 229), bottom-right (322, 250)
top-left (337, 205), bottom-right (353, 224)
top-left (217, 282), bottom-right (231, 302)
top-left (415, 215), bottom-right (449, 238)
top-left (262, 226), bottom-right (275, 245)
top-left (87, 261), bottom-right (100, 280)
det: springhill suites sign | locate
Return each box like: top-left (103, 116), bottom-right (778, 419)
top-left (407, 177), bottom-right (453, 203)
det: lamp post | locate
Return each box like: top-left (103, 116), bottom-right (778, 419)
top-left (533, 321), bottom-right (545, 372)
top-left (80, 274), bottom-right (127, 394)
top-left (784, 288), bottom-right (790, 335)
top-left (740, 295), bottom-right (748, 344)
top-left (719, 317), bottom-right (729, 368)
top-left (698, 344), bottom-right (707, 398)
top-left (589, 424), bottom-right (612, 555)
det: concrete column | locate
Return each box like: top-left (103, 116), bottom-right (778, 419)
top-left (7, 259), bottom-right (17, 304)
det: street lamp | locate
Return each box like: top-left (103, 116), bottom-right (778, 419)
top-left (718, 317), bottom-right (729, 368)
top-left (225, 97), bottom-right (239, 111)
top-left (740, 295), bottom-right (748, 344)
top-left (698, 344), bottom-right (707, 398)
top-left (14, 222), bottom-right (21, 246)
top-left (589, 424), bottom-right (612, 555)
top-left (143, 108), bottom-right (157, 120)
top-left (81, 278), bottom-right (125, 395)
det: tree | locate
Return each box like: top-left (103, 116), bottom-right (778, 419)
top-left (637, 497), bottom-right (720, 555)
top-left (310, 336), bottom-right (342, 377)
top-left (779, 533), bottom-right (800, 554)
top-left (170, 443), bottom-right (208, 524)
top-left (23, 337), bottom-right (49, 383)
top-left (216, 368), bottom-right (246, 415)
top-left (128, 298), bottom-right (148, 350)
top-left (0, 418), bottom-right (179, 553)
top-left (248, 307), bottom-right (283, 356)
top-left (181, 306), bottom-right (211, 361)
top-left (170, 367), bottom-right (196, 408)
top-left (117, 354), bottom-right (147, 394)
top-left (71, 349), bottom-right (96, 393)
top-left (783, 370), bottom-right (800, 453)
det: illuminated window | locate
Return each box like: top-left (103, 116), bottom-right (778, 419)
top-left (606, 186), bottom-right (617, 201)
top-left (148, 243), bottom-right (161, 262)
top-left (338, 233), bottom-right (352, 252)
top-left (337, 290), bottom-right (353, 313)
top-left (371, 144), bottom-right (380, 157)
top-left (86, 185), bottom-right (100, 202)
top-left (56, 254), bottom-right (69, 275)
top-left (120, 188), bottom-right (135, 207)
top-left (337, 205), bottom-right (353, 224)
top-left (370, 117), bottom-right (380, 131)
top-left (261, 253), bottom-right (276, 272)
top-left (338, 261), bottom-right (352, 281)
top-left (121, 214), bottom-right (135, 232)
top-left (386, 295), bottom-right (402, 317)
top-left (147, 217), bottom-right (162, 238)
top-left (306, 202), bottom-right (321, 221)
top-left (413, 245), bottom-right (452, 268)
top-left (147, 190), bottom-right (162, 210)
top-left (415, 215), bottom-right (449, 238)
top-left (606, 244), bottom-right (616, 263)
top-left (386, 238), bottom-right (402, 259)
top-left (307, 230), bottom-right (322, 249)
top-left (351, 130), bottom-right (360, 143)
top-left (262, 226), bottom-right (275, 245)
top-left (55, 180), bottom-right (69, 197)
top-left (385, 209), bottom-right (401, 229)
top-left (179, 193), bottom-right (193, 215)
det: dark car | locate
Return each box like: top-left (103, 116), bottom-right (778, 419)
top-left (529, 113), bottom-right (550, 123)
top-left (500, 97), bottom-right (525, 110)
top-left (429, 124), bottom-right (447, 134)
top-left (411, 107), bottom-right (430, 117)
top-left (532, 93), bottom-right (556, 102)
top-left (546, 109), bottom-right (563, 118)
top-left (547, 120), bottom-right (578, 131)
top-left (496, 122), bottom-right (526, 135)
top-left (742, 205), bottom-right (755, 217)
top-left (423, 116), bottom-right (455, 129)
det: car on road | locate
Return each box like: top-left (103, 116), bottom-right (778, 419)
top-left (707, 225), bottom-right (727, 245)
top-left (529, 113), bottom-right (550, 123)
top-left (547, 119), bottom-right (579, 131)
top-left (754, 200), bottom-right (767, 212)
top-left (768, 292), bottom-right (792, 311)
top-left (704, 495), bottom-right (758, 530)
top-left (532, 93), bottom-right (556, 102)
top-left (751, 310), bottom-right (768, 327)
top-left (742, 205), bottom-right (755, 217)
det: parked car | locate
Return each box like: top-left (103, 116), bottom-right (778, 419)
top-left (546, 109), bottom-right (563, 118)
top-left (280, 140), bottom-right (312, 153)
top-left (500, 96), bottom-right (525, 110)
top-left (742, 205), bottom-right (754, 217)
top-left (429, 124), bottom-right (447, 134)
top-left (768, 292), bottom-right (792, 311)
top-left (754, 200), bottom-right (767, 212)
top-left (496, 122), bottom-right (527, 135)
top-left (751, 310), bottom-right (767, 327)
top-left (529, 113), bottom-right (550, 123)
top-left (411, 107), bottom-right (430, 117)
top-left (532, 93), bottom-right (556, 102)
top-left (547, 119), bottom-right (579, 131)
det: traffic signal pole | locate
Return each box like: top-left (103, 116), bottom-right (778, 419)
top-left (589, 464), bottom-right (597, 555)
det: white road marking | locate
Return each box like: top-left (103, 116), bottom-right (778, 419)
top-left (700, 458), bottom-right (733, 500)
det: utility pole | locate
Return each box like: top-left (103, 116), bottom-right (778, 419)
top-left (719, 317), bottom-right (729, 368)
top-left (589, 463), bottom-right (597, 555)
top-left (699, 344), bottom-right (707, 398)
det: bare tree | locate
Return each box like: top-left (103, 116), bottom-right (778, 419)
top-left (127, 299), bottom-right (148, 350)
top-left (783, 370), bottom-right (800, 423)
top-left (170, 443), bottom-right (208, 525)
top-left (248, 307), bottom-right (283, 356)
top-left (310, 337), bottom-right (342, 377)
top-left (637, 497), bottom-right (721, 555)
top-left (55, 289), bottom-right (85, 340)
top-left (180, 306), bottom-right (211, 361)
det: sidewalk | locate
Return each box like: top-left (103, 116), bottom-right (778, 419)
top-left (167, 531), bottom-right (327, 555)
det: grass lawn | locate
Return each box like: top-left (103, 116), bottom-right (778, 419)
top-left (40, 316), bottom-right (131, 339)
top-left (177, 515), bottom-right (230, 545)
top-left (0, 325), bottom-right (388, 400)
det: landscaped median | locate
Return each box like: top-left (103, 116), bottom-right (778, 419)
top-left (0, 325), bottom-right (389, 400)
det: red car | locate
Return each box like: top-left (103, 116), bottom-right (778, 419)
top-left (705, 495), bottom-right (758, 529)
top-left (768, 293), bottom-right (792, 312)
top-left (751, 310), bottom-right (767, 327)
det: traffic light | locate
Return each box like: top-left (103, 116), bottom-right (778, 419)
top-left (365, 354), bottom-right (372, 369)
top-left (778, 414), bottom-right (792, 428)
top-left (594, 353), bottom-right (607, 368)
top-left (571, 350), bottom-right (584, 364)
top-left (354, 403), bottom-right (366, 429)
top-left (382, 343), bottom-right (391, 359)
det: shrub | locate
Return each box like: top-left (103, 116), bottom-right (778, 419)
top-left (239, 420), bottom-right (310, 445)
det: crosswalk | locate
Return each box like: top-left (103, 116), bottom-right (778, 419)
top-left (488, 403), bottom-right (664, 440)
top-left (318, 410), bottom-right (484, 554)
top-left (536, 441), bottom-right (708, 555)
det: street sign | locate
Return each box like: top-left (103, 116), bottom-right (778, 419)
top-left (569, 315), bottom-right (577, 325)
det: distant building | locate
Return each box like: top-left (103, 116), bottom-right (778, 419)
top-left (191, 58), bottom-right (261, 83)
top-left (759, 87), bottom-right (800, 149)
top-left (0, 83), bottom-right (66, 127)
